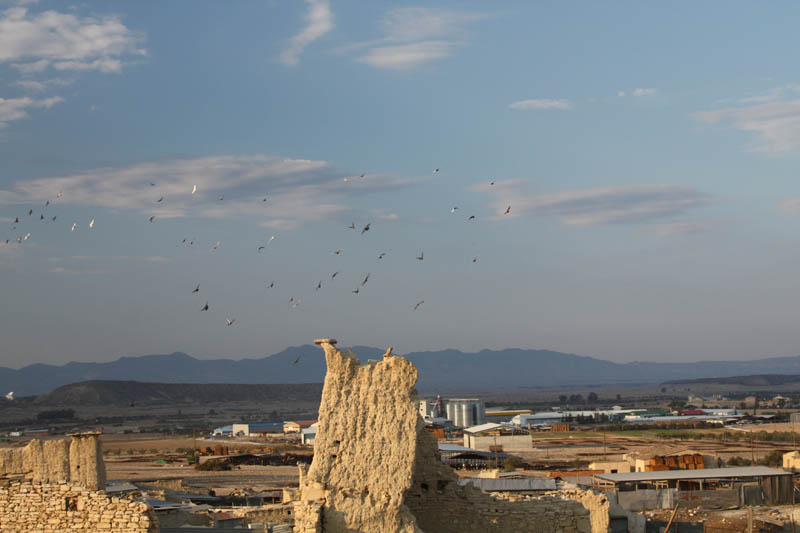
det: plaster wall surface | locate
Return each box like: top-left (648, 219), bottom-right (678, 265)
top-left (0, 434), bottom-right (105, 490)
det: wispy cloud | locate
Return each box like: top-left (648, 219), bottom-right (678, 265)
top-left (694, 99), bottom-right (800, 153)
top-left (778, 197), bottom-right (800, 214)
top-left (618, 88), bottom-right (658, 98)
top-left (0, 95), bottom-right (63, 128)
top-left (472, 182), bottom-right (709, 226)
top-left (0, 6), bottom-right (145, 72)
top-left (11, 77), bottom-right (72, 92)
top-left (509, 98), bottom-right (572, 111)
top-left (0, 154), bottom-right (422, 229)
top-left (280, 0), bottom-right (333, 66)
top-left (347, 8), bottom-right (483, 70)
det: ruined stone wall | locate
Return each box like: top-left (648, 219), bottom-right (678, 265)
top-left (0, 433), bottom-right (105, 490)
top-left (0, 481), bottom-right (157, 533)
top-left (405, 429), bottom-right (591, 533)
top-left (293, 340), bottom-right (593, 533)
top-left (545, 488), bottom-right (610, 533)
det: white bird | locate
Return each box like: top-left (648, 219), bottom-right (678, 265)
top-left (23, 233), bottom-right (30, 241)
top-left (225, 318), bottom-right (236, 326)
top-left (71, 223), bottom-right (77, 231)
top-left (269, 235), bottom-right (276, 242)
top-left (414, 300), bottom-right (424, 311)
top-left (451, 207), bottom-right (458, 213)
top-left (4, 392), bottom-right (13, 401)
top-left (57, 191), bottom-right (63, 198)
top-left (191, 185), bottom-right (197, 195)
top-left (343, 177), bottom-right (349, 182)
top-left (89, 219), bottom-right (94, 229)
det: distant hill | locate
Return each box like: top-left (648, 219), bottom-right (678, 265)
top-left (33, 380), bottom-right (323, 406)
top-left (662, 374), bottom-right (800, 387)
top-left (4, 345), bottom-right (800, 396)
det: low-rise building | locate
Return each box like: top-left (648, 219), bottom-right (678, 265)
top-left (284, 420), bottom-right (317, 433)
top-left (463, 423), bottom-right (531, 451)
top-left (588, 460), bottom-right (631, 474)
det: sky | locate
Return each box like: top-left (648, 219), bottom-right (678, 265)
top-left (3, 1), bottom-right (800, 367)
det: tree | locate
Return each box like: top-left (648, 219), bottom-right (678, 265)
top-left (558, 395), bottom-right (568, 404)
top-left (668, 400), bottom-right (686, 413)
top-left (587, 392), bottom-right (599, 404)
top-left (502, 456), bottom-right (523, 472)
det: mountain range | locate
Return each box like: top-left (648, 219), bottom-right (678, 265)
top-left (5, 345), bottom-right (800, 396)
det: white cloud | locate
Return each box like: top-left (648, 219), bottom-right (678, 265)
top-left (0, 7), bottom-right (145, 69)
top-left (508, 98), bottom-right (572, 111)
top-left (280, 0), bottom-right (333, 66)
top-left (617, 91), bottom-right (626, 97)
top-left (778, 197), bottom-right (800, 214)
top-left (632, 88), bottom-right (657, 97)
top-left (357, 41), bottom-right (454, 70)
top-left (0, 95), bottom-right (63, 128)
top-left (12, 77), bottom-right (72, 92)
top-left (145, 256), bottom-right (171, 263)
top-left (0, 154), bottom-right (421, 229)
top-left (694, 99), bottom-right (800, 153)
top-left (350, 8), bottom-right (483, 70)
top-left (473, 182), bottom-right (709, 226)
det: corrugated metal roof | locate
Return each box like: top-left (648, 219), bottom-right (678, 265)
top-left (463, 422), bottom-right (503, 434)
top-left (595, 466), bottom-right (790, 483)
top-left (458, 478), bottom-right (557, 491)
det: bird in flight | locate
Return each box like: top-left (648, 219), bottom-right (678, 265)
top-left (51, 216), bottom-right (57, 222)
top-left (291, 299), bottom-right (301, 308)
top-left (39, 214), bottom-right (44, 220)
top-left (416, 251), bottom-right (424, 261)
top-left (490, 180), bottom-right (495, 186)
top-left (348, 222), bottom-right (355, 230)
top-left (262, 197), bottom-right (268, 202)
top-left (332, 249), bottom-right (342, 255)
top-left (269, 235), bottom-right (275, 243)
top-left (361, 273), bottom-right (370, 286)
top-left (414, 300), bottom-right (424, 311)
top-left (472, 256), bottom-right (478, 263)
top-left (504, 205), bottom-right (511, 215)
top-left (23, 233), bottom-right (30, 241)
top-left (361, 223), bottom-right (370, 234)
top-left (258, 246), bottom-right (265, 253)
top-left (191, 185), bottom-right (197, 195)
top-left (13, 217), bottom-right (19, 223)
top-left (433, 168), bottom-right (440, 173)
top-left (225, 318), bottom-right (235, 326)
top-left (201, 302), bottom-right (209, 311)
top-left (149, 181), bottom-right (156, 187)
top-left (378, 252), bottom-right (386, 260)
top-left (149, 215), bottom-right (156, 222)
top-left (219, 195), bottom-right (224, 201)
top-left (89, 219), bottom-right (94, 229)
top-left (451, 207), bottom-right (458, 213)
top-left (57, 191), bottom-right (63, 198)
top-left (352, 287), bottom-right (359, 294)
top-left (71, 223), bottom-right (77, 231)
top-left (211, 241), bottom-right (220, 251)
top-left (267, 281), bottom-right (275, 288)
top-left (331, 271), bottom-right (339, 279)
top-left (45, 200), bottom-right (50, 207)
top-left (4, 392), bottom-right (13, 401)
top-left (192, 284), bottom-right (200, 293)
top-left (292, 355), bottom-right (301, 366)
top-left (28, 209), bottom-right (33, 216)
top-left (468, 215), bottom-right (476, 221)
top-left (316, 280), bottom-right (322, 291)
top-left (157, 196), bottom-right (163, 203)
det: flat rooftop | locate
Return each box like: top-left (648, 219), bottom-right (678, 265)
top-left (595, 466), bottom-right (790, 483)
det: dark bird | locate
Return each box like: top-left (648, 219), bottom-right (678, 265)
top-left (292, 355), bottom-right (301, 366)
top-left (433, 168), bottom-right (440, 173)
top-left (414, 300), bottom-right (424, 311)
top-left (316, 280), bottom-right (322, 290)
top-left (14, 217), bottom-right (19, 223)
top-left (468, 215), bottom-right (476, 221)
top-left (258, 246), bottom-right (265, 253)
top-left (360, 173), bottom-right (365, 178)
top-left (331, 271), bottom-right (339, 279)
top-left (490, 180), bottom-right (495, 186)
top-left (157, 196), bottom-right (163, 203)
top-left (361, 273), bottom-right (370, 286)
top-left (45, 200), bottom-right (50, 207)
top-left (148, 215), bottom-right (156, 222)
top-left (28, 209), bottom-right (33, 216)
top-left (472, 256), bottom-right (478, 263)
top-left (181, 238), bottom-right (186, 243)
top-left (200, 302), bottom-right (209, 311)
top-left (192, 284), bottom-right (200, 293)
top-left (51, 216), bottom-right (56, 222)
top-left (348, 222), bottom-right (355, 230)
top-left (504, 205), bottom-right (511, 215)
top-left (262, 197), bottom-right (268, 202)
top-left (361, 223), bottom-right (370, 234)
top-left (352, 287), bottom-right (359, 294)
top-left (332, 249), bottom-right (342, 255)
top-left (149, 182), bottom-right (156, 186)
top-left (378, 252), bottom-right (386, 260)
top-left (416, 251), bottom-right (424, 261)
top-left (219, 195), bottom-right (224, 201)
top-left (39, 214), bottom-right (44, 220)
top-left (268, 281), bottom-right (275, 288)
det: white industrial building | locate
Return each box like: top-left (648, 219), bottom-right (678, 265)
top-left (445, 398), bottom-right (485, 428)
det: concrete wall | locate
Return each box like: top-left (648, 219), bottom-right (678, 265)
top-left (293, 340), bottom-right (593, 533)
top-left (0, 481), bottom-right (157, 532)
top-left (610, 488), bottom-right (739, 512)
top-left (588, 461), bottom-right (631, 474)
top-left (0, 434), bottom-right (105, 490)
top-left (466, 434), bottom-right (532, 451)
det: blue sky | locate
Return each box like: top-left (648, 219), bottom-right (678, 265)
top-left (3, 0), bottom-right (800, 367)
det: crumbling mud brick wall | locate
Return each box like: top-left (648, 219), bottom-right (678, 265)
top-left (0, 480), bottom-right (157, 533)
top-left (293, 339), bottom-right (592, 533)
top-left (0, 433), bottom-right (105, 490)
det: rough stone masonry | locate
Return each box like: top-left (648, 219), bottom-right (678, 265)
top-left (292, 339), bottom-right (596, 533)
top-left (0, 433), bottom-right (157, 532)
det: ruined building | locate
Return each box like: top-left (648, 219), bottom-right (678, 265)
top-left (292, 339), bottom-right (603, 533)
top-left (0, 433), bottom-right (157, 532)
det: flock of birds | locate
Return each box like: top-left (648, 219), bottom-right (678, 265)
top-left (3, 171), bottom-right (511, 366)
